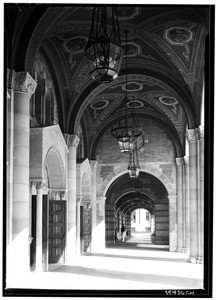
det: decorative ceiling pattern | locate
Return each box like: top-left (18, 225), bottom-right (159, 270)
top-left (19, 5), bottom-right (208, 157)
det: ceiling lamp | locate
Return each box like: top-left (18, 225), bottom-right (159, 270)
top-left (111, 30), bottom-right (142, 153)
top-left (84, 7), bottom-right (122, 83)
top-left (128, 141), bottom-right (140, 178)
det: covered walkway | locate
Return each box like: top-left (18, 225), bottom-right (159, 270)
top-left (7, 232), bottom-right (203, 291)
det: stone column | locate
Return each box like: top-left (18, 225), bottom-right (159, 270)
top-left (90, 160), bottom-right (98, 251)
top-left (183, 156), bottom-right (190, 253)
top-left (34, 181), bottom-right (44, 272)
top-left (7, 70), bottom-right (37, 274)
top-left (197, 126), bottom-right (204, 263)
top-left (176, 157), bottom-right (184, 252)
top-left (76, 196), bottom-right (82, 255)
top-left (66, 134), bottom-right (80, 263)
top-left (186, 129), bottom-right (198, 263)
top-left (168, 194), bottom-right (177, 252)
top-left (94, 196), bottom-right (106, 251)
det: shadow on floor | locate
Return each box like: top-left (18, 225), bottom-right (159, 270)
top-left (107, 242), bottom-right (169, 252)
top-left (51, 265), bottom-right (202, 289)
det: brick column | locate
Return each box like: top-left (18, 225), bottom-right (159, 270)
top-left (183, 156), bottom-right (190, 253)
top-left (66, 134), bottom-right (80, 263)
top-left (7, 70), bottom-right (37, 274)
top-left (186, 129), bottom-right (198, 263)
top-left (176, 157), bottom-right (184, 252)
top-left (168, 194), bottom-right (177, 252)
top-left (90, 160), bottom-right (98, 251)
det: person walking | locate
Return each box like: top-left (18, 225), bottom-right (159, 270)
top-left (121, 224), bottom-right (126, 242)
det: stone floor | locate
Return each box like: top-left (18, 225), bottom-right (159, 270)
top-left (6, 232), bottom-right (204, 293)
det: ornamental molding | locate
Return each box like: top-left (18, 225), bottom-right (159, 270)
top-left (7, 69), bottom-right (37, 96)
top-left (186, 126), bottom-right (204, 142)
top-left (176, 157), bottom-right (184, 166)
top-left (67, 134), bottom-right (80, 147)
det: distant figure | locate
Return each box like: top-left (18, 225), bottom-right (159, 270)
top-left (121, 224), bottom-right (126, 242)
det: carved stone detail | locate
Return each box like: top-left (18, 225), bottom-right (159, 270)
top-left (67, 134), bottom-right (80, 147)
top-left (197, 125), bottom-right (204, 140)
top-left (33, 181), bottom-right (44, 189)
top-left (183, 156), bottom-right (189, 165)
top-left (7, 69), bottom-right (37, 97)
top-left (176, 157), bottom-right (184, 166)
top-left (186, 128), bottom-right (197, 142)
top-left (186, 126), bottom-right (204, 142)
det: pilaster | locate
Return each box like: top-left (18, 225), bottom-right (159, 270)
top-left (186, 128), bottom-right (198, 262)
top-left (176, 157), bottom-right (184, 252)
top-left (168, 194), bottom-right (177, 252)
top-left (66, 134), bottom-right (80, 262)
top-left (90, 160), bottom-right (98, 251)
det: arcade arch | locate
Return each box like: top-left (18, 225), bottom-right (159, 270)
top-left (105, 172), bottom-right (170, 247)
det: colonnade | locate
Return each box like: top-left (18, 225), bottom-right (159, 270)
top-left (6, 67), bottom-right (205, 278)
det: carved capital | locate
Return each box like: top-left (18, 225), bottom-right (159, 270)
top-left (34, 181), bottom-right (44, 189)
top-left (7, 69), bottom-right (37, 96)
top-left (186, 129), bottom-right (197, 142)
top-left (183, 156), bottom-right (189, 165)
top-left (77, 195), bottom-right (83, 204)
top-left (67, 134), bottom-right (80, 147)
top-left (197, 125), bottom-right (204, 140)
top-left (176, 157), bottom-right (184, 166)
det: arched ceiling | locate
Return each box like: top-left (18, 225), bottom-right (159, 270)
top-left (105, 172), bottom-right (168, 205)
top-left (5, 4), bottom-right (209, 158)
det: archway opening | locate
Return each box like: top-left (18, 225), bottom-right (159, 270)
top-left (105, 172), bottom-right (169, 250)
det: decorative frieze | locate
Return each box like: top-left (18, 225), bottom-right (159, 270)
top-left (7, 69), bottom-right (37, 97)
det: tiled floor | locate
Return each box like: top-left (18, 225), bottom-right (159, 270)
top-left (6, 233), bottom-right (204, 292)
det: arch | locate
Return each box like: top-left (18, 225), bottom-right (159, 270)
top-left (102, 167), bottom-right (175, 198)
top-left (44, 146), bottom-right (66, 189)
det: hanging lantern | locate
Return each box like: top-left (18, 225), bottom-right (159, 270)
top-left (128, 141), bottom-right (140, 178)
top-left (110, 31), bottom-right (142, 152)
top-left (85, 7), bottom-right (122, 83)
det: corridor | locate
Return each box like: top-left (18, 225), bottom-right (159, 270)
top-left (7, 232), bottom-right (203, 291)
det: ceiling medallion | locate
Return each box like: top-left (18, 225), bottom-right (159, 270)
top-left (159, 96), bottom-right (178, 106)
top-left (127, 99), bottom-right (144, 109)
top-left (90, 100), bottom-right (109, 110)
top-left (122, 81), bottom-right (143, 92)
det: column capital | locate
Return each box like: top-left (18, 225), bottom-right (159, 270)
top-left (186, 128), bottom-right (197, 142)
top-left (176, 157), bottom-right (184, 166)
top-left (7, 69), bottom-right (37, 97)
top-left (183, 156), bottom-right (189, 165)
top-left (197, 125), bottom-right (204, 140)
top-left (34, 181), bottom-right (44, 190)
top-left (67, 134), bottom-right (80, 147)
top-left (76, 195), bottom-right (83, 204)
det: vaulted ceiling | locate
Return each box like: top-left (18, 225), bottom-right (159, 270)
top-left (5, 4), bottom-right (209, 158)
